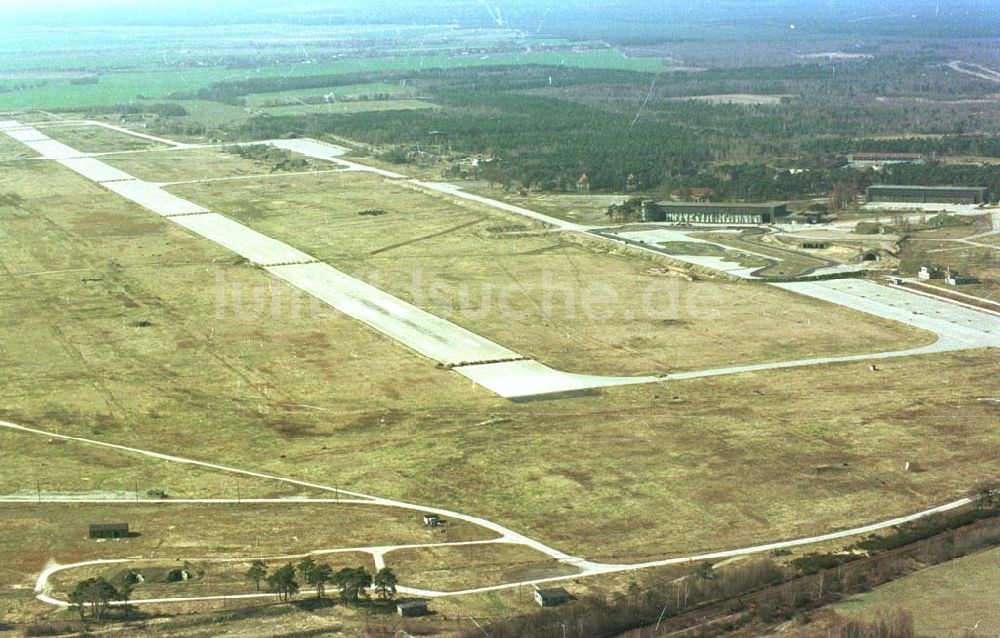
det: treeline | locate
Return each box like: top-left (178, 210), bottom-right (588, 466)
top-left (648, 55), bottom-right (993, 100)
top-left (238, 91), bottom-right (710, 191)
top-left (195, 73), bottom-right (381, 104)
top-left (57, 103), bottom-right (189, 117)
top-left (209, 60), bottom-right (1000, 197)
top-left (806, 135), bottom-right (1000, 158)
top-left (245, 558), bottom-right (398, 604)
top-left (223, 144), bottom-right (309, 170)
top-left (195, 65), bottom-right (646, 105)
top-left (876, 163), bottom-right (1000, 199)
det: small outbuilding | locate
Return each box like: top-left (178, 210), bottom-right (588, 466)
top-left (945, 274), bottom-right (978, 286)
top-left (165, 569), bottom-right (191, 583)
top-left (918, 266), bottom-right (944, 280)
top-left (422, 513), bottom-right (443, 527)
top-left (397, 600), bottom-right (430, 617)
top-left (89, 523), bottom-right (129, 540)
top-left (534, 587), bottom-right (572, 608)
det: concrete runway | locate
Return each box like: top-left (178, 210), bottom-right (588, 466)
top-left (173, 214), bottom-right (315, 266)
top-left (102, 180), bottom-right (209, 216)
top-left (3, 122), bottom-right (997, 399)
top-left (266, 262), bottom-right (522, 367)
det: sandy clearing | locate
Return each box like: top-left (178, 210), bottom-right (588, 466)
top-left (666, 93), bottom-right (793, 105)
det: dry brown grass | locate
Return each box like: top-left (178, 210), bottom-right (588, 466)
top-left (166, 171), bottom-right (932, 376)
top-left (464, 184), bottom-right (632, 225)
top-left (102, 147), bottom-right (333, 183)
top-left (1, 156), bottom-right (999, 626)
top-left (387, 542), bottom-right (579, 590)
top-left (0, 134), bottom-right (38, 160)
top-left (0, 429), bottom-right (312, 499)
top-left (41, 124), bottom-right (166, 153)
top-left (897, 224), bottom-right (1000, 300)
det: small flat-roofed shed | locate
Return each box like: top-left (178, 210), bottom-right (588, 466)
top-left (89, 523), bottom-right (129, 539)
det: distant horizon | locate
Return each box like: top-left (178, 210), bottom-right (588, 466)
top-left (1, 0), bottom-right (999, 43)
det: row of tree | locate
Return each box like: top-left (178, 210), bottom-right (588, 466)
top-left (245, 558), bottom-right (398, 604)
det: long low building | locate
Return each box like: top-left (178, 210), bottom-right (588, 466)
top-left (642, 201), bottom-right (788, 224)
top-left (866, 185), bottom-right (990, 205)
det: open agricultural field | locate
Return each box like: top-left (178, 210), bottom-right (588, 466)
top-left (0, 43), bottom-right (662, 112)
top-left (166, 170), bottom-right (932, 377)
top-left (835, 546), bottom-right (1000, 637)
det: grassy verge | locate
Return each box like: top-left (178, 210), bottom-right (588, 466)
top-left (40, 125), bottom-right (167, 153)
top-left (387, 543), bottom-right (579, 591)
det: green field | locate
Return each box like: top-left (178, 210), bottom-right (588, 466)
top-left (0, 48), bottom-right (662, 111)
top-left (836, 547), bottom-right (1000, 637)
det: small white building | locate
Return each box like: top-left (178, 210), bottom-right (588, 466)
top-left (918, 266), bottom-right (943, 280)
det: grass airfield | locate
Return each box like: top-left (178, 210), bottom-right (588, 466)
top-left (161, 169), bottom-right (931, 377)
top-left (1, 122), bottom-right (1000, 627)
